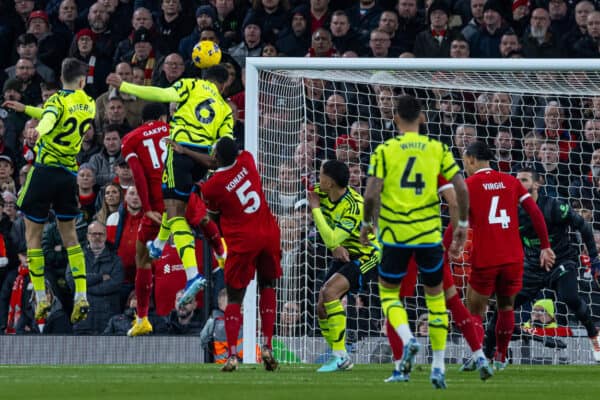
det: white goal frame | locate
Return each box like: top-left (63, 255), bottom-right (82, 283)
top-left (242, 57), bottom-right (600, 364)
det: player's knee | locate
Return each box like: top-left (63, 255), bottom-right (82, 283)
top-left (420, 269), bottom-right (443, 288)
top-left (226, 286), bottom-right (245, 304)
top-left (258, 278), bottom-right (276, 289)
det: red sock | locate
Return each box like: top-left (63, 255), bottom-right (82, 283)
top-left (200, 220), bottom-right (224, 255)
top-left (225, 303), bottom-right (242, 357)
top-left (447, 294), bottom-right (480, 352)
top-left (385, 320), bottom-right (404, 360)
top-left (135, 268), bottom-right (153, 318)
top-left (471, 313), bottom-right (485, 346)
top-left (259, 288), bottom-right (276, 349)
top-left (495, 309), bottom-right (514, 362)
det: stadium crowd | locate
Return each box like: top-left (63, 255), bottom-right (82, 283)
top-left (0, 0), bottom-right (598, 366)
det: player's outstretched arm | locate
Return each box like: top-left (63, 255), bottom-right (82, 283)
top-left (521, 196), bottom-right (555, 270)
top-left (106, 73), bottom-right (180, 103)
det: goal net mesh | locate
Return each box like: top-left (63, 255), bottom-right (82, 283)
top-left (253, 67), bottom-right (600, 365)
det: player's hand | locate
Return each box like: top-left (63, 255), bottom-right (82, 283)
top-left (145, 211), bottom-right (163, 225)
top-left (106, 73), bottom-right (123, 89)
top-left (307, 191), bottom-right (320, 209)
top-left (164, 138), bottom-right (186, 154)
top-left (449, 225), bottom-right (467, 259)
top-left (539, 248), bottom-right (556, 271)
top-left (332, 246), bottom-right (350, 262)
top-left (2, 100), bottom-right (25, 113)
top-left (360, 224), bottom-right (374, 246)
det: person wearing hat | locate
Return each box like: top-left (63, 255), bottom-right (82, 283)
top-left (155, 0), bottom-right (195, 55)
top-left (521, 7), bottom-right (564, 57)
top-left (414, 0), bottom-right (461, 57)
top-left (511, 0), bottom-right (531, 36)
top-left (178, 5), bottom-right (219, 62)
top-left (467, 0), bottom-right (510, 57)
top-left (276, 4), bottom-right (311, 56)
top-left (228, 14), bottom-right (264, 67)
top-left (120, 27), bottom-right (160, 86)
top-left (68, 28), bottom-right (112, 98)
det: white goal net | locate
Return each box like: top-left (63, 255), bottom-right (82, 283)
top-left (243, 58), bottom-right (600, 366)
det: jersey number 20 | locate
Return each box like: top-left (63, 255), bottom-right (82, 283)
top-left (488, 195), bottom-right (510, 229)
top-left (236, 180), bottom-right (260, 214)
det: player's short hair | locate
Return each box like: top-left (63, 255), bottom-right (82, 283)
top-left (321, 159), bottom-right (349, 188)
top-left (61, 57), bottom-right (89, 84)
top-left (395, 95), bottom-right (422, 123)
top-left (204, 65), bottom-right (229, 85)
top-left (464, 140), bottom-right (494, 161)
top-left (214, 136), bottom-right (238, 166)
top-left (142, 103), bottom-right (167, 122)
top-left (517, 167), bottom-right (540, 182)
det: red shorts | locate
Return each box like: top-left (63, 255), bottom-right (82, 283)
top-left (468, 263), bottom-right (523, 297)
top-left (137, 215), bottom-right (160, 243)
top-left (400, 256), bottom-right (455, 297)
top-left (224, 230), bottom-right (282, 290)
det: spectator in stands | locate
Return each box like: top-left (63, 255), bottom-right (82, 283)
top-left (329, 10), bottom-right (361, 55)
top-left (537, 140), bottom-right (570, 199)
top-left (77, 124), bottom-right (102, 165)
top-left (97, 63), bottom-right (147, 128)
top-left (246, 0), bottom-right (290, 38)
top-left (574, 119), bottom-right (600, 176)
top-left (547, 0), bottom-right (571, 39)
top-left (499, 30), bottom-right (522, 57)
top-left (113, 7), bottom-right (155, 66)
top-left (306, 27), bottom-right (335, 57)
top-left (103, 290), bottom-right (136, 335)
top-left (396, 0), bottom-right (426, 54)
top-left (0, 155), bottom-right (15, 195)
top-left (68, 221), bottom-right (124, 335)
top-left (450, 36), bottom-right (470, 58)
top-left (113, 157), bottom-right (134, 190)
top-left (539, 101), bottom-right (577, 163)
top-left (152, 53), bottom-right (185, 88)
top-left (87, 2), bottom-right (116, 61)
top-left (121, 28), bottom-right (160, 86)
top-left (26, 10), bottom-right (69, 73)
top-left (214, 0), bottom-right (244, 48)
top-left (573, 10), bottom-right (600, 58)
top-left (517, 130), bottom-right (543, 171)
top-left (6, 34), bottom-right (55, 83)
top-left (414, 0), bottom-right (458, 58)
top-left (268, 159), bottom-right (302, 216)
top-left (492, 127), bottom-right (518, 173)
top-left (12, 58), bottom-right (42, 105)
top-left (1, 111), bottom-right (23, 158)
top-left (167, 289), bottom-right (204, 335)
top-left (522, 7), bottom-right (563, 58)
top-left (349, 119), bottom-right (372, 166)
top-left (40, 81), bottom-right (59, 102)
top-left (468, 0), bottom-right (508, 58)
top-left (334, 135), bottom-right (359, 164)
top-left (1, 81), bottom-right (27, 151)
top-left (276, 5), bottom-right (311, 57)
top-left (323, 93), bottom-right (350, 141)
top-left (17, 281), bottom-right (72, 334)
top-left (427, 92), bottom-right (465, 146)
top-left (377, 10), bottom-right (401, 54)
top-left (486, 91), bottom-right (522, 139)
top-left (371, 86), bottom-right (397, 144)
top-left (346, 0), bottom-right (383, 43)
top-left (69, 28), bottom-right (111, 98)
top-left (12, 0), bottom-right (35, 40)
top-left (99, 97), bottom-right (131, 134)
top-left (106, 185), bottom-right (143, 307)
top-left (570, 148), bottom-right (600, 201)
top-left (104, 0), bottom-right (135, 42)
top-left (77, 164), bottom-right (99, 224)
top-left (95, 182), bottom-right (122, 224)
top-left (462, 0), bottom-right (485, 42)
top-left (89, 126), bottom-right (123, 187)
top-left (294, 141), bottom-right (317, 190)
top-left (511, 0), bottom-right (531, 37)
top-left (178, 6), bottom-right (216, 61)
top-left (2, 191), bottom-right (18, 222)
top-left (452, 123), bottom-right (477, 158)
top-left (366, 28), bottom-right (396, 57)
top-left (201, 288), bottom-right (239, 362)
top-left (229, 14), bottom-right (264, 66)
top-left (348, 162), bottom-right (365, 193)
top-left (155, 0), bottom-right (194, 55)
top-left (309, 0), bottom-right (331, 33)
top-left (51, 0), bottom-right (80, 37)
top-left (276, 300), bottom-right (303, 337)
top-left (562, 0), bottom-right (594, 57)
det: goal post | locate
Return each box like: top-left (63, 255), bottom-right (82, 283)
top-left (243, 57), bottom-right (600, 365)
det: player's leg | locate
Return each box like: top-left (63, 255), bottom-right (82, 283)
top-left (379, 247), bottom-right (416, 382)
top-left (24, 219), bottom-right (49, 318)
top-left (128, 230), bottom-right (155, 337)
top-left (553, 263), bottom-right (600, 361)
top-left (493, 263), bottom-right (523, 370)
top-left (222, 284), bottom-right (246, 372)
top-left (416, 246), bottom-right (448, 389)
top-left (147, 212), bottom-right (171, 258)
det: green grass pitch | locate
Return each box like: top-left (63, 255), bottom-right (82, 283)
top-left (0, 364), bottom-right (598, 400)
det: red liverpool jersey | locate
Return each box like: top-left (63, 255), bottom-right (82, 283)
top-left (121, 121), bottom-right (169, 212)
top-left (201, 150), bottom-right (278, 249)
top-left (466, 168), bottom-right (530, 268)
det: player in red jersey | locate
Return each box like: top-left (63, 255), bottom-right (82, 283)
top-left (385, 176), bottom-right (491, 380)
top-left (458, 141), bottom-right (555, 370)
top-left (201, 137), bottom-right (281, 373)
top-left (122, 103), bottom-right (225, 337)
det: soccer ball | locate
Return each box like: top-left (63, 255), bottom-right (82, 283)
top-left (191, 40), bottom-right (222, 69)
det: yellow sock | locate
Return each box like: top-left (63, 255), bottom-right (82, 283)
top-left (157, 212), bottom-right (171, 242)
top-left (379, 283), bottom-right (408, 329)
top-left (27, 248), bottom-right (45, 294)
top-left (169, 217), bottom-right (197, 272)
top-left (318, 318), bottom-right (332, 347)
top-left (426, 292), bottom-right (448, 351)
top-left (324, 299), bottom-right (346, 352)
top-left (67, 244), bottom-right (87, 295)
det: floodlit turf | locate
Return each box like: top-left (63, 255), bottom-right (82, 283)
top-left (0, 364), bottom-right (598, 400)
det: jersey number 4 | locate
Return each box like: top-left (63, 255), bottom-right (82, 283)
top-left (488, 195), bottom-right (510, 229)
top-left (236, 180), bottom-right (260, 214)
top-left (400, 157), bottom-right (425, 195)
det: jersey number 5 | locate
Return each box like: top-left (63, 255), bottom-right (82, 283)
top-left (236, 180), bottom-right (260, 214)
top-left (488, 195), bottom-right (510, 229)
top-left (400, 156), bottom-right (425, 195)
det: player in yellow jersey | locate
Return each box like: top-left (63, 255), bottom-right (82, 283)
top-left (3, 58), bottom-right (94, 324)
top-left (106, 66), bottom-right (233, 307)
top-left (360, 95), bottom-right (469, 389)
top-left (307, 159), bottom-right (380, 372)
